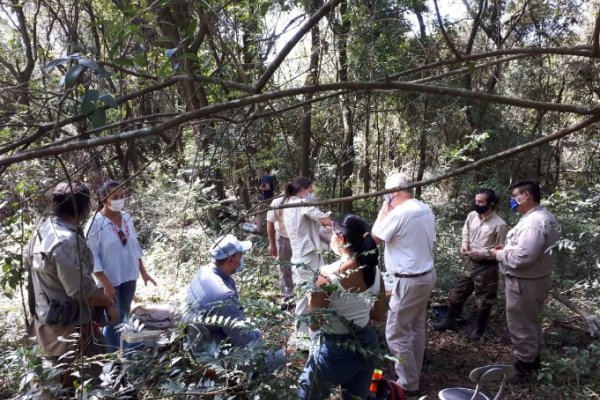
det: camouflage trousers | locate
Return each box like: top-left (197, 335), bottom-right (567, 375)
top-left (448, 259), bottom-right (498, 311)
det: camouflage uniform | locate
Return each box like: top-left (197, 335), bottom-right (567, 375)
top-left (449, 210), bottom-right (508, 312)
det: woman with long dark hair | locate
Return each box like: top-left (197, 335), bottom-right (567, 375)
top-left (298, 214), bottom-right (387, 399)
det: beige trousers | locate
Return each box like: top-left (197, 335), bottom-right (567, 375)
top-left (386, 269), bottom-right (437, 392)
top-left (505, 274), bottom-right (552, 363)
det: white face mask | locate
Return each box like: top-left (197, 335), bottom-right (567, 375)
top-left (109, 198), bottom-right (125, 212)
top-left (330, 235), bottom-right (342, 256)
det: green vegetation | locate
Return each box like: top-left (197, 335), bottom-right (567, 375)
top-left (1, 0), bottom-right (599, 397)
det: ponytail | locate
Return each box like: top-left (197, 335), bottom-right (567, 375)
top-left (333, 214), bottom-right (379, 287)
top-left (284, 176), bottom-right (312, 199)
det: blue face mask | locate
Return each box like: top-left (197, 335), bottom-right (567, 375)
top-left (383, 193), bottom-right (394, 204)
top-left (509, 197), bottom-right (521, 212)
top-left (304, 193), bottom-right (315, 201)
top-left (237, 255), bottom-right (245, 272)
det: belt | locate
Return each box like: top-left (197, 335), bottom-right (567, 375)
top-left (394, 269), bottom-right (432, 279)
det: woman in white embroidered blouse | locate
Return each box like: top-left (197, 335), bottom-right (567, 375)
top-left (85, 180), bottom-right (156, 352)
top-left (298, 214), bottom-right (387, 400)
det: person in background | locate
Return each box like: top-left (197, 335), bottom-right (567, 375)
top-left (491, 181), bottom-right (559, 384)
top-left (298, 214), bottom-right (387, 399)
top-left (186, 234), bottom-right (283, 371)
top-left (86, 180), bottom-right (156, 352)
top-left (371, 172), bottom-right (436, 397)
top-left (267, 193), bottom-right (294, 308)
top-left (255, 167), bottom-right (275, 234)
top-left (26, 181), bottom-right (118, 388)
top-left (281, 176), bottom-right (332, 349)
top-left (434, 188), bottom-right (508, 340)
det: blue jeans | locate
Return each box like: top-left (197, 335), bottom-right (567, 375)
top-left (298, 327), bottom-right (378, 400)
top-left (103, 280), bottom-right (137, 352)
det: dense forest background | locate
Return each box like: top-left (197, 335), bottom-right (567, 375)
top-left (0, 0), bottom-right (599, 398)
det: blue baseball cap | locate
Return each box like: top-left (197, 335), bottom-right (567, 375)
top-left (210, 234), bottom-right (252, 261)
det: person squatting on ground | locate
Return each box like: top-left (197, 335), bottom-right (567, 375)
top-left (26, 181), bottom-right (119, 388)
top-left (281, 177), bottom-right (332, 348)
top-left (434, 188), bottom-right (508, 340)
top-left (371, 172), bottom-right (437, 396)
top-left (491, 181), bottom-right (559, 384)
top-left (267, 193), bottom-right (295, 307)
top-left (255, 167), bottom-right (275, 234)
top-left (298, 214), bottom-right (387, 400)
top-left (186, 234), bottom-right (283, 371)
top-left (85, 180), bottom-right (156, 352)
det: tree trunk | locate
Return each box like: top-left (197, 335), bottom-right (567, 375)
top-left (298, 0), bottom-right (323, 177)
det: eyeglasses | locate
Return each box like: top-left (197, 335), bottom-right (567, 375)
top-left (117, 229), bottom-right (127, 246)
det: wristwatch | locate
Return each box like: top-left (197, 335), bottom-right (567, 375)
top-left (485, 249), bottom-right (492, 258)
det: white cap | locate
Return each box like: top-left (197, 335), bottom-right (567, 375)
top-left (385, 172), bottom-right (413, 191)
top-left (210, 234), bottom-right (252, 261)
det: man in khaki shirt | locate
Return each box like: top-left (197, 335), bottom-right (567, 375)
top-left (491, 181), bottom-right (559, 384)
top-left (434, 189), bottom-right (507, 340)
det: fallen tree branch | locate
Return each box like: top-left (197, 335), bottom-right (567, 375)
top-left (2, 81), bottom-right (599, 167)
top-left (552, 291), bottom-right (600, 336)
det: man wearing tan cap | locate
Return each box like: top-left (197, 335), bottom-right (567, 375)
top-left (372, 172), bottom-right (436, 397)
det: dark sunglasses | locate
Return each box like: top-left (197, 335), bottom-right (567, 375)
top-left (117, 229), bottom-right (127, 246)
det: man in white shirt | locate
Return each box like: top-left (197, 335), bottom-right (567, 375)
top-left (372, 173), bottom-right (436, 396)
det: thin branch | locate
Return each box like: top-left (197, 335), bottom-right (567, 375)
top-left (254, 0), bottom-right (342, 92)
top-left (388, 46), bottom-right (594, 81)
top-left (98, 61), bottom-right (159, 80)
top-left (433, 0), bottom-right (462, 59)
top-left (410, 55), bottom-right (527, 84)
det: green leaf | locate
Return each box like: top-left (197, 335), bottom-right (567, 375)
top-left (64, 65), bottom-right (84, 88)
top-left (99, 93), bottom-right (118, 109)
top-left (81, 89), bottom-right (99, 114)
top-left (90, 108), bottom-right (106, 128)
top-left (186, 20), bottom-right (198, 37)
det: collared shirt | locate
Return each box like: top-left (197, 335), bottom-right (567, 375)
top-left (266, 196), bottom-right (289, 238)
top-left (25, 216), bottom-right (98, 323)
top-left (187, 263), bottom-right (262, 346)
top-left (461, 211), bottom-right (508, 260)
top-left (497, 206), bottom-right (560, 278)
top-left (372, 198), bottom-right (436, 275)
top-left (282, 196), bottom-right (327, 263)
top-left (85, 212), bottom-right (143, 287)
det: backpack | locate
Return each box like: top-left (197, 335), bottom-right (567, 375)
top-left (376, 379), bottom-right (406, 400)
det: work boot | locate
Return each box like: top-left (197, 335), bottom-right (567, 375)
top-left (433, 303), bottom-right (463, 331)
top-left (509, 358), bottom-right (540, 384)
top-left (468, 308), bottom-right (492, 340)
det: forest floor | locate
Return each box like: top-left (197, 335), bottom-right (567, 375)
top-left (1, 268), bottom-right (597, 399)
